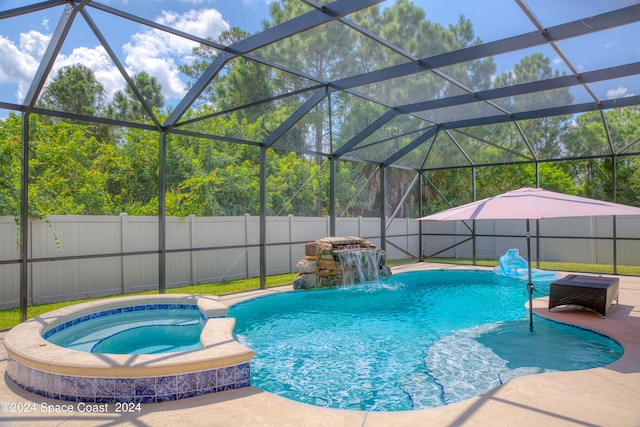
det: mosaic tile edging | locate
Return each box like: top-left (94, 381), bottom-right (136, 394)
top-left (7, 355), bottom-right (251, 403)
top-left (42, 303), bottom-right (218, 340)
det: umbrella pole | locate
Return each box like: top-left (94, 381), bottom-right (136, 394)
top-left (526, 219), bottom-right (534, 331)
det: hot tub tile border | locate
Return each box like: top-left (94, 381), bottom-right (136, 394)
top-left (177, 372), bottom-right (197, 392)
top-left (7, 355), bottom-right (251, 403)
top-left (42, 303), bottom-right (220, 340)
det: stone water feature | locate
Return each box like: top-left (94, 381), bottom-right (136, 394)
top-left (293, 236), bottom-right (392, 289)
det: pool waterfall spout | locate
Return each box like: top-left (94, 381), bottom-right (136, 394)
top-left (293, 237), bottom-right (391, 289)
top-left (338, 249), bottom-right (383, 285)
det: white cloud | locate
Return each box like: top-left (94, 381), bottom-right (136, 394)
top-left (122, 31), bottom-right (189, 100)
top-left (156, 8), bottom-right (229, 46)
top-left (122, 8), bottom-right (230, 100)
top-left (0, 31), bottom-right (48, 101)
top-left (606, 86), bottom-right (634, 99)
top-left (1, 32), bottom-right (125, 103)
top-left (1, 8), bottom-right (230, 105)
top-left (20, 30), bottom-right (50, 59)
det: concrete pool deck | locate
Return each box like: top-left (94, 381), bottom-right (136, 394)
top-left (1, 262), bottom-right (639, 426)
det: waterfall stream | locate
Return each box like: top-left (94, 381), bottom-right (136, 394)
top-left (337, 250), bottom-right (381, 285)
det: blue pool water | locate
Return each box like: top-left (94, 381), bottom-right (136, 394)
top-left (228, 270), bottom-right (623, 412)
top-left (45, 306), bottom-right (204, 354)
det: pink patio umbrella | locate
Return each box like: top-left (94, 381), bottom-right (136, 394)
top-left (418, 186), bottom-right (640, 330)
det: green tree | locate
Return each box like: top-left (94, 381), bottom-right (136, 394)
top-left (0, 113), bottom-right (124, 219)
top-left (112, 127), bottom-right (160, 214)
top-left (493, 53), bottom-right (573, 159)
top-left (37, 63), bottom-right (115, 143)
top-left (0, 113), bottom-right (22, 217)
top-left (121, 108), bottom-right (268, 217)
top-left (38, 64), bottom-right (106, 117)
top-left (624, 157), bottom-right (640, 206)
top-left (422, 168), bottom-right (473, 215)
top-left (563, 107), bottom-right (640, 205)
top-left (600, 107), bottom-right (640, 205)
top-left (29, 119), bottom-right (115, 214)
top-left (563, 112), bottom-right (610, 199)
top-left (266, 150), bottom-right (329, 216)
top-left (111, 71), bottom-right (164, 121)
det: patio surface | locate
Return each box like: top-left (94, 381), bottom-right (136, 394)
top-left (1, 262), bottom-right (639, 427)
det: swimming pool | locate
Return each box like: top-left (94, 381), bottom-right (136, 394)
top-left (228, 270), bottom-right (623, 412)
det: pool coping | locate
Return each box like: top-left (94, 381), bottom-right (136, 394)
top-left (1, 263), bottom-right (639, 426)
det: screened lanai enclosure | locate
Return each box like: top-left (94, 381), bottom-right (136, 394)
top-left (1, 1), bottom-right (640, 318)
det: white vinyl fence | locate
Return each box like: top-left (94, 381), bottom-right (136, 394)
top-left (0, 214), bottom-right (420, 309)
top-left (1, 214), bottom-right (638, 309)
top-left (421, 216), bottom-right (640, 265)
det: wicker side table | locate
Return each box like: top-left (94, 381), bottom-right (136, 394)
top-left (549, 274), bottom-right (619, 318)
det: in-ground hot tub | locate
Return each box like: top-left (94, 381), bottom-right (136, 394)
top-left (4, 294), bottom-right (254, 403)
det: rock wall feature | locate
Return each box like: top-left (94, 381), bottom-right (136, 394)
top-left (293, 237), bottom-right (391, 290)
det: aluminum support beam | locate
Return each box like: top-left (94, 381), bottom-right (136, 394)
top-left (438, 95), bottom-right (640, 131)
top-left (380, 166), bottom-right (386, 251)
top-left (444, 130), bottom-right (474, 165)
top-left (382, 126), bottom-right (438, 167)
top-left (263, 87), bottom-right (328, 148)
top-left (236, 0), bottom-right (383, 54)
top-left (472, 167), bottom-right (477, 265)
top-left (0, 1), bottom-right (64, 19)
top-left (385, 173), bottom-right (420, 229)
top-left (613, 159), bottom-right (618, 275)
top-left (418, 173), bottom-right (424, 261)
top-left (158, 132), bottom-right (167, 293)
top-left (329, 158), bottom-right (336, 237)
top-left (163, 51), bottom-right (235, 129)
top-left (20, 114), bottom-right (30, 322)
top-left (399, 62), bottom-right (640, 116)
top-left (333, 110), bottom-right (398, 158)
top-left (259, 146), bottom-right (267, 289)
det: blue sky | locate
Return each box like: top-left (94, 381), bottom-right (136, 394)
top-left (1, 0), bottom-right (638, 119)
top-left (0, 0), bottom-right (273, 112)
top-left (0, 0), bottom-right (529, 109)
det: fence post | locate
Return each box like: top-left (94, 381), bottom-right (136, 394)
top-left (406, 217), bottom-right (410, 256)
top-left (245, 213), bottom-right (251, 278)
top-left (28, 219), bottom-right (33, 306)
top-left (189, 214), bottom-right (196, 285)
top-left (120, 213), bottom-right (127, 294)
top-left (289, 214), bottom-right (294, 272)
top-left (591, 217), bottom-right (597, 265)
